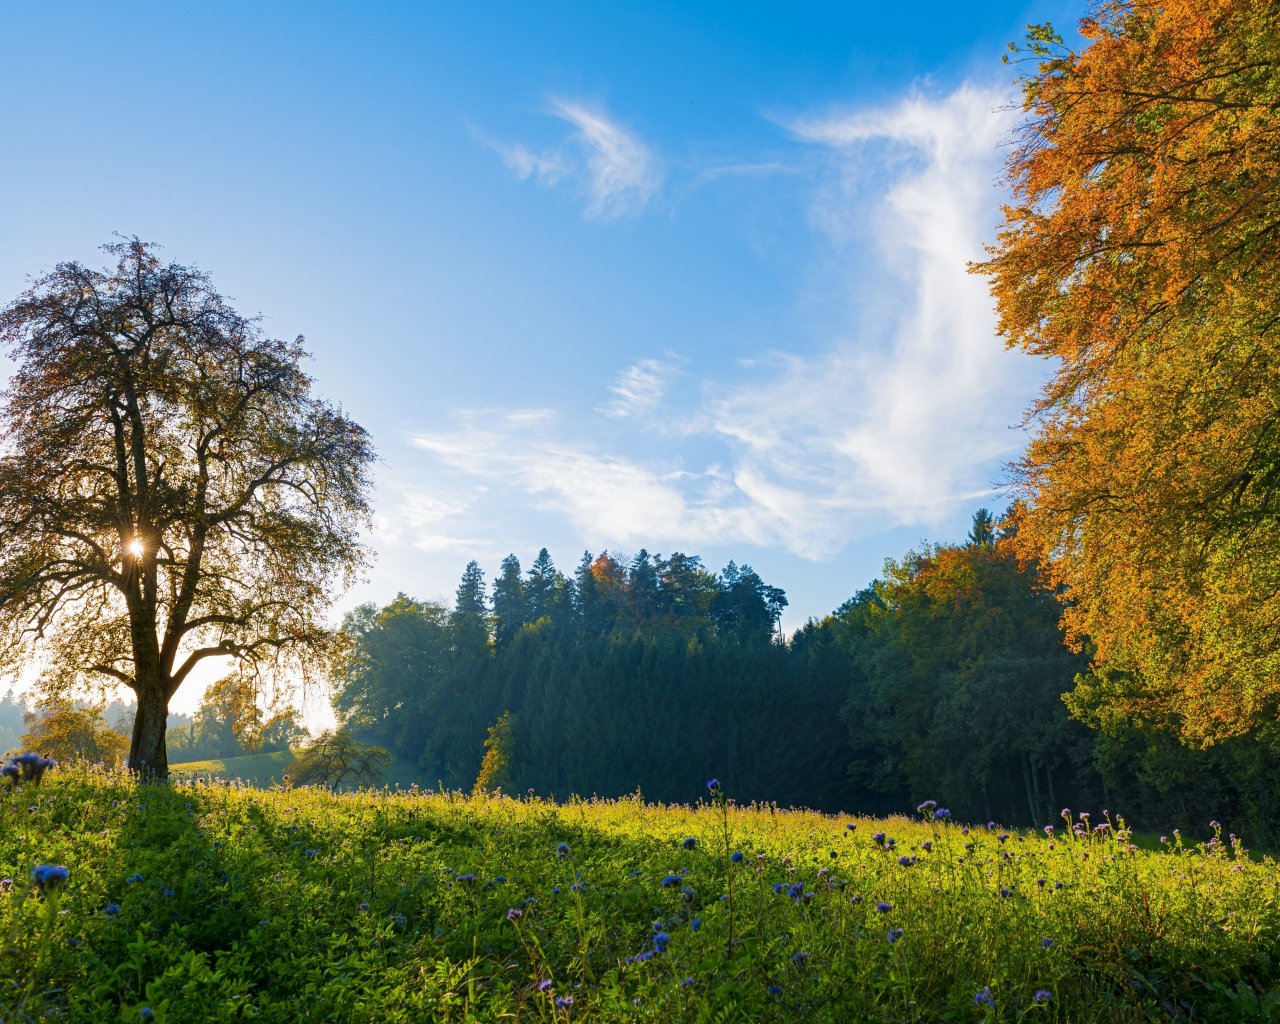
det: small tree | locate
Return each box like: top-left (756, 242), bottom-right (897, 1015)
top-left (474, 710), bottom-right (515, 792)
top-left (21, 705), bottom-right (129, 765)
top-left (0, 240), bottom-right (375, 774)
top-left (287, 729), bottom-right (392, 791)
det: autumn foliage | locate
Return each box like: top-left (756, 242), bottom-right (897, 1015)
top-left (976, 0), bottom-right (1280, 741)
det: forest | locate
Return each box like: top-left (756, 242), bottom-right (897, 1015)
top-left (329, 510), bottom-right (1280, 845)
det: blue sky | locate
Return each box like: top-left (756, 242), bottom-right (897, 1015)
top-left (0, 1), bottom-right (1084, 719)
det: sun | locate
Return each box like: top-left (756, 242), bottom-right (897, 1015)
top-left (128, 539), bottom-right (144, 558)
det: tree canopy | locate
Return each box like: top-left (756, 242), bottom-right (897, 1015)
top-left (975, 0), bottom-right (1280, 741)
top-left (0, 239), bottom-right (374, 773)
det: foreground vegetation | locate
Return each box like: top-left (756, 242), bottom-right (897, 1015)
top-left (4, 764), bottom-right (1280, 1021)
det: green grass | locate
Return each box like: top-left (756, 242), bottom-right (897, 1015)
top-left (169, 750), bottom-right (433, 791)
top-left (4, 764), bottom-right (1280, 1022)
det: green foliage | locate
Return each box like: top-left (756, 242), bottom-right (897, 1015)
top-left (5, 764), bottom-right (1280, 1021)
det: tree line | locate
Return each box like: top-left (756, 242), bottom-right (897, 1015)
top-left (330, 520), bottom-right (1280, 842)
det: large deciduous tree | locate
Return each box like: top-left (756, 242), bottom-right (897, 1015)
top-left (975, 1), bottom-right (1280, 741)
top-left (0, 239), bottom-right (375, 774)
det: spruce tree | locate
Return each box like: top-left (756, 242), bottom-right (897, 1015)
top-left (492, 554), bottom-right (526, 650)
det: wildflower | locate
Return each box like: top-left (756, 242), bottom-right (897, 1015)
top-left (887, 928), bottom-right (904, 942)
top-left (1042, 937), bottom-right (1053, 949)
top-left (773, 883), bottom-right (787, 893)
top-left (731, 851), bottom-right (743, 863)
top-left (0, 765), bottom-right (17, 781)
top-left (1054, 882), bottom-right (1063, 890)
top-left (654, 931), bottom-right (670, 950)
top-left (788, 882), bottom-right (804, 902)
top-left (104, 903), bottom-right (121, 917)
top-left (127, 873), bottom-right (144, 883)
top-left (1160, 836), bottom-right (1168, 844)
top-left (538, 979), bottom-right (553, 991)
top-left (767, 986), bottom-right (782, 995)
top-left (358, 902), bottom-right (369, 911)
top-left (681, 977), bottom-right (694, 987)
top-left (390, 913), bottom-right (407, 926)
top-left (974, 986), bottom-right (994, 1007)
top-left (706, 778), bottom-right (720, 792)
top-left (999, 888), bottom-right (1012, 899)
top-left (506, 907), bottom-right (523, 921)
top-left (961, 828), bottom-right (970, 836)
top-left (140, 1011), bottom-right (156, 1023)
top-left (1034, 990), bottom-right (1051, 1002)
top-left (876, 901), bottom-right (892, 913)
top-left (987, 821), bottom-right (995, 829)
top-left (846, 822), bottom-right (857, 831)
top-left (682, 837), bottom-right (697, 850)
top-left (933, 808), bottom-right (951, 820)
top-left (897, 855), bottom-right (916, 867)
top-left (850, 894), bottom-right (862, 904)
top-left (661, 875), bottom-right (682, 888)
top-left (916, 799), bottom-right (937, 815)
top-left (791, 950), bottom-right (808, 964)
top-left (690, 919), bottom-right (701, 932)
top-left (681, 887), bottom-right (696, 901)
top-left (32, 864), bottom-right (68, 891)
top-left (1037, 878), bottom-right (1046, 888)
top-left (1044, 825), bottom-right (1054, 836)
top-left (555, 995), bottom-right (574, 1009)
top-left (885, 837), bottom-right (896, 850)
top-left (1078, 812), bottom-right (1089, 821)
top-left (921, 841), bottom-right (932, 852)
top-left (998, 833), bottom-right (1010, 843)
top-left (455, 874), bottom-right (476, 884)
top-left (556, 843), bottom-right (571, 859)
top-left (829, 850), bottom-right (838, 859)
top-left (872, 832), bottom-right (886, 847)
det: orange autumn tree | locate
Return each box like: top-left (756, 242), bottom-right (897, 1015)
top-left (975, 1), bottom-right (1280, 741)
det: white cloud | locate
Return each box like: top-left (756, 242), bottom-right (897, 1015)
top-left (600, 358), bottom-right (677, 419)
top-left (486, 100), bottom-right (661, 220)
top-left (417, 84), bottom-right (1034, 560)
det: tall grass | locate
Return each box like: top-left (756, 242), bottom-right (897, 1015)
top-left (2, 762), bottom-right (1278, 1021)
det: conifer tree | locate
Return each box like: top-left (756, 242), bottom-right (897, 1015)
top-left (491, 555), bottom-right (526, 650)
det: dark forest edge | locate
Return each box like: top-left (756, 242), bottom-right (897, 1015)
top-left (322, 511), bottom-right (1280, 848)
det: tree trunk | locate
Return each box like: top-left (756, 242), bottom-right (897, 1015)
top-left (1020, 750), bottom-right (1041, 829)
top-left (129, 678), bottom-right (170, 777)
top-left (1030, 757), bottom-right (1044, 825)
top-left (1046, 764), bottom-right (1057, 811)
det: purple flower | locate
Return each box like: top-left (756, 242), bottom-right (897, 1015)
top-left (556, 843), bottom-right (570, 859)
top-left (974, 986), bottom-right (994, 1007)
top-left (876, 901), bottom-right (892, 913)
top-left (916, 800), bottom-right (937, 815)
top-left (682, 837), bottom-right (697, 850)
top-left (999, 888), bottom-right (1012, 899)
top-left (1042, 937), bottom-right (1053, 949)
top-left (538, 979), bottom-right (553, 992)
top-left (987, 821), bottom-right (995, 829)
top-left (767, 986), bottom-right (781, 995)
top-left (731, 851), bottom-right (743, 863)
top-left (887, 927), bottom-right (904, 942)
top-left (791, 950), bottom-right (808, 964)
top-left (661, 875), bottom-right (682, 888)
top-left (897, 855), bottom-right (916, 867)
top-left (933, 808), bottom-right (951, 820)
top-left (104, 903), bottom-right (120, 917)
top-left (455, 874), bottom-right (476, 884)
top-left (1034, 990), bottom-right (1051, 1002)
top-left (31, 864), bottom-right (68, 891)
top-left (788, 882), bottom-right (804, 901)
top-left (846, 822), bottom-right (857, 831)
top-left (706, 778), bottom-right (720, 791)
top-left (555, 995), bottom-right (574, 1009)
top-left (872, 832), bottom-right (886, 846)
top-left (140, 1010), bottom-right (156, 1023)
top-left (998, 833), bottom-right (1010, 843)
top-left (358, 902), bottom-right (369, 911)
top-left (506, 907), bottom-right (523, 921)
top-left (1044, 825), bottom-right (1054, 836)
top-left (922, 841), bottom-right (933, 852)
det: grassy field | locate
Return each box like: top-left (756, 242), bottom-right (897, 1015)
top-left (3, 764), bottom-right (1280, 1022)
top-left (168, 751), bottom-right (434, 791)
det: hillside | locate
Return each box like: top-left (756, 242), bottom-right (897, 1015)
top-left (169, 749), bottom-right (434, 791)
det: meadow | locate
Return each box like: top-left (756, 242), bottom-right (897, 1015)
top-left (2, 763), bottom-right (1279, 1022)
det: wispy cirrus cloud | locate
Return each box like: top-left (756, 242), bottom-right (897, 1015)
top-left (484, 99), bottom-right (662, 219)
top-left (421, 84), bottom-right (1035, 561)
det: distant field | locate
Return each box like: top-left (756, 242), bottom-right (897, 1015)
top-left (169, 749), bottom-right (434, 790)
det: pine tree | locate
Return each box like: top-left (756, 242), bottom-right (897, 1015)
top-left (492, 555), bottom-right (526, 651)
top-left (526, 548), bottom-right (562, 623)
top-left (455, 561), bottom-right (487, 615)
top-left (629, 549), bottom-right (660, 618)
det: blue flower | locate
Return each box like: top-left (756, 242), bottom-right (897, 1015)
top-left (358, 902), bottom-right (369, 911)
top-left (506, 907), bottom-right (523, 921)
top-left (999, 888), bottom-right (1012, 899)
top-left (32, 864), bottom-right (69, 890)
top-left (690, 919), bottom-right (701, 932)
top-left (788, 882), bottom-right (804, 901)
top-left (556, 843), bottom-right (571, 859)
top-left (791, 950), bottom-right (808, 963)
top-left (887, 928), bottom-right (904, 942)
top-left (998, 833), bottom-right (1010, 843)
top-left (140, 1010), bottom-right (156, 1023)
top-left (731, 852), bottom-right (743, 863)
top-left (1054, 882), bottom-right (1064, 890)
top-left (681, 977), bottom-right (694, 987)
top-left (974, 986), bottom-right (994, 1007)
top-left (876, 902), bottom-right (892, 913)
top-left (845, 822), bottom-right (857, 831)
top-left (922, 841), bottom-right (932, 852)
top-left (681, 887), bottom-right (696, 901)
top-left (773, 883), bottom-right (787, 893)
top-left (898, 855), bottom-right (916, 867)
top-left (872, 832), bottom-right (886, 846)
top-left (653, 931), bottom-right (669, 950)
top-left (1034, 990), bottom-right (1051, 1002)
top-left (538, 979), bottom-right (553, 992)
top-left (555, 995), bottom-right (574, 1009)
top-left (1042, 937), bottom-right (1053, 949)
top-left (933, 808), bottom-right (951, 820)
top-left (706, 778), bottom-right (720, 791)
top-left (661, 874), bottom-right (682, 888)
top-left (767, 986), bottom-right (782, 995)
top-left (682, 837), bottom-right (697, 850)
top-left (916, 800), bottom-right (937, 815)
top-left (104, 903), bottom-right (120, 917)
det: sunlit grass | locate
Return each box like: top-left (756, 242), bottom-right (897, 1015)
top-left (2, 762), bottom-right (1279, 1021)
